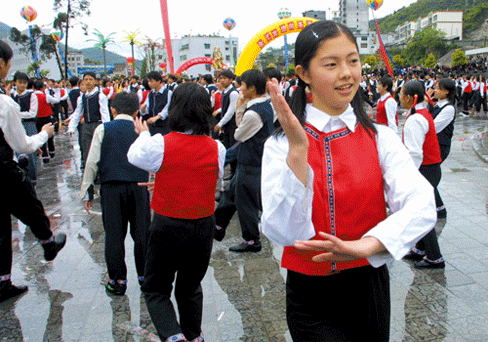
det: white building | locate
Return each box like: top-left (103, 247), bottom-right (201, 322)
top-left (302, 10), bottom-right (326, 20)
top-left (151, 35), bottom-right (239, 76)
top-left (395, 11), bottom-right (463, 44)
top-left (338, 0), bottom-right (379, 55)
top-left (67, 50), bottom-right (84, 76)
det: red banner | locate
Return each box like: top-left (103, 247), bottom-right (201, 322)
top-left (159, 0), bottom-right (174, 73)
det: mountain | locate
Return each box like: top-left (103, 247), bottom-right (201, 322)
top-left (79, 47), bottom-right (128, 65)
top-left (0, 22), bottom-right (11, 39)
top-left (376, 0), bottom-right (488, 37)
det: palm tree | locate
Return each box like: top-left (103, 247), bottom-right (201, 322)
top-left (143, 37), bottom-right (163, 72)
top-left (122, 29), bottom-right (143, 74)
top-left (88, 28), bottom-right (116, 76)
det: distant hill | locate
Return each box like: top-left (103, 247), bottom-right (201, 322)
top-left (79, 47), bottom-right (128, 65)
top-left (376, 0), bottom-right (488, 37)
top-left (0, 22), bottom-right (11, 39)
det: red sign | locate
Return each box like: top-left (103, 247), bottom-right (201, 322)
top-left (265, 32), bottom-right (272, 42)
top-left (257, 40), bottom-right (265, 48)
top-left (280, 24), bottom-right (287, 34)
top-left (288, 22), bottom-right (295, 31)
top-left (271, 29), bottom-right (279, 38)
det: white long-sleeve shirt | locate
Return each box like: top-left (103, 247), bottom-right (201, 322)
top-left (261, 104), bottom-right (435, 268)
top-left (143, 86), bottom-right (173, 120)
top-left (0, 94), bottom-right (48, 155)
top-left (12, 90), bottom-right (38, 120)
top-left (378, 92), bottom-right (398, 132)
top-left (127, 130), bottom-right (226, 179)
top-left (234, 97), bottom-right (269, 142)
top-left (403, 103), bottom-right (429, 169)
top-left (217, 85), bottom-right (239, 127)
top-left (68, 88), bottom-right (110, 133)
top-left (433, 99), bottom-right (455, 134)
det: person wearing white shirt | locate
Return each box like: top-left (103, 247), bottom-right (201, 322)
top-left (0, 39), bottom-right (66, 303)
top-left (475, 74), bottom-right (487, 115)
top-left (261, 21), bottom-right (435, 341)
top-left (400, 80), bottom-right (445, 269)
top-left (375, 76), bottom-right (398, 132)
top-left (141, 71), bottom-right (172, 136)
top-left (213, 70), bottom-right (239, 148)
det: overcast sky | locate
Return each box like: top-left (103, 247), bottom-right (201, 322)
top-left (5, 0), bottom-right (417, 58)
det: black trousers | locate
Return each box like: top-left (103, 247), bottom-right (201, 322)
top-left (36, 116), bottom-right (55, 158)
top-left (417, 164), bottom-right (443, 260)
top-left (286, 266), bottom-right (390, 342)
top-left (100, 182), bottom-right (150, 281)
top-left (476, 95), bottom-right (488, 112)
top-left (235, 164), bottom-right (262, 242)
top-left (222, 120), bottom-right (236, 149)
top-left (0, 162), bottom-right (52, 276)
top-left (462, 92), bottom-right (472, 112)
top-left (214, 174), bottom-right (237, 230)
top-left (142, 213), bottom-right (214, 341)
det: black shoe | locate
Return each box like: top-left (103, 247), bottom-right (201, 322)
top-left (214, 226), bottom-right (226, 242)
top-left (215, 191), bottom-right (222, 202)
top-left (42, 157), bottom-right (50, 164)
top-left (0, 282), bottom-right (28, 303)
top-left (403, 251), bottom-right (425, 261)
top-left (414, 259), bottom-right (445, 269)
top-left (49, 152), bottom-right (55, 159)
top-left (106, 281), bottom-right (127, 295)
top-left (43, 233), bottom-right (67, 262)
top-left (437, 209), bottom-right (447, 219)
top-left (229, 241), bottom-right (262, 252)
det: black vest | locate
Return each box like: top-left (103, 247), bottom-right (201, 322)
top-left (221, 87), bottom-right (238, 128)
top-left (12, 92), bottom-right (32, 112)
top-left (69, 88), bottom-right (81, 111)
top-left (129, 84), bottom-right (139, 93)
top-left (0, 129), bottom-right (13, 163)
top-left (431, 103), bottom-right (455, 147)
top-left (148, 88), bottom-right (169, 118)
top-left (82, 91), bottom-right (102, 123)
top-left (237, 100), bottom-right (274, 167)
top-left (99, 119), bottom-right (149, 184)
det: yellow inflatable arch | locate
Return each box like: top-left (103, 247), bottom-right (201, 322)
top-left (235, 17), bottom-right (318, 76)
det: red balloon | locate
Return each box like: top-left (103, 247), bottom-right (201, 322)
top-left (126, 57), bottom-right (135, 64)
top-left (159, 62), bottom-right (167, 69)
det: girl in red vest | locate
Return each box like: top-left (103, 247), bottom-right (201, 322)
top-left (262, 21), bottom-right (436, 341)
top-left (128, 82), bottom-right (226, 342)
top-left (400, 80), bottom-right (445, 269)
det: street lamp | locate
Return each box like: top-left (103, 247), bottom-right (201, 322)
top-left (277, 8), bottom-right (292, 75)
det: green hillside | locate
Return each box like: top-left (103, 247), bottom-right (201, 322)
top-left (79, 47), bottom-right (128, 65)
top-left (376, 0), bottom-right (488, 35)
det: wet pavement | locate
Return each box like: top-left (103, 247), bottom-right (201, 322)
top-left (2, 113), bottom-right (488, 342)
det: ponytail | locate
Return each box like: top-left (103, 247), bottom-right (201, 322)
top-left (273, 77), bottom-right (308, 137)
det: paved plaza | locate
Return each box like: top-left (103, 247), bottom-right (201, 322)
top-left (2, 114), bottom-right (488, 341)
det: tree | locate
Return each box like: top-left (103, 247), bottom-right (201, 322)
top-left (53, 0), bottom-right (92, 79)
top-left (286, 63), bottom-right (296, 77)
top-left (423, 53), bottom-right (437, 68)
top-left (122, 29), bottom-right (143, 75)
top-left (363, 55), bottom-right (378, 69)
top-left (143, 37), bottom-right (163, 72)
top-left (452, 49), bottom-right (468, 66)
top-left (392, 54), bottom-right (405, 68)
top-left (88, 29), bottom-right (116, 76)
top-left (403, 28), bottom-right (447, 65)
top-left (84, 58), bottom-right (101, 65)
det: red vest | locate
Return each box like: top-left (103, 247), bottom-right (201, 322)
top-left (404, 108), bottom-right (441, 165)
top-left (281, 123), bottom-right (388, 276)
top-left (376, 94), bottom-right (398, 126)
top-left (465, 81), bottom-right (472, 93)
top-left (151, 132), bottom-right (219, 219)
top-left (141, 90), bottom-right (150, 105)
top-left (35, 93), bottom-right (53, 118)
top-left (60, 89), bottom-right (66, 97)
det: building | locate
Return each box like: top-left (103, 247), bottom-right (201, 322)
top-left (395, 11), bottom-right (463, 44)
top-left (152, 35), bottom-right (239, 76)
top-left (67, 50), bottom-right (84, 76)
top-left (338, 0), bottom-right (378, 55)
top-left (302, 10), bottom-right (326, 20)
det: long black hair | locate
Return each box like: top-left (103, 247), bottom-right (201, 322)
top-left (276, 20), bottom-right (376, 136)
top-left (402, 80), bottom-right (425, 114)
top-left (168, 82), bottom-right (212, 135)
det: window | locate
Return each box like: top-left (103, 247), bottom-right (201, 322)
top-left (226, 55), bottom-right (231, 61)
top-left (225, 40), bottom-right (230, 45)
top-left (361, 36), bottom-right (367, 41)
top-left (181, 44), bottom-right (189, 50)
top-left (205, 64), bottom-right (211, 71)
top-left (225, 47), bottom-right (229, 51)
top-left (361, 43), bottom-right (368, 48)
top-left (180, 55), bottom-right (187, 61)
top-left (204, 43), bottom-right (211, 49)
top-left (205, 54), bottom-right (211, 57)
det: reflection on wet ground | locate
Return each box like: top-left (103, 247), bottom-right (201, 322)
top-left (2, 114), bottom-right (488, 341)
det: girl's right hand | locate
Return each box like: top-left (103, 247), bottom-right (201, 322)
top-left (268, 79), bottom-right (309, 185)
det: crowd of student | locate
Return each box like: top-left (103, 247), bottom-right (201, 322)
top-left (0, 19), bottom-right (480, 341)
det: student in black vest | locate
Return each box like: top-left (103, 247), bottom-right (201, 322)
top-left (66, 76), bottom-right (85, 168)
top-left (129, 75), bottom-right (140, 93)
top-left (427, 78), bottom-right (457, 219)
top-left (11, 72), bottom-right (39, 185)
top-left (67, 72), bottom-right (110, 168)
top-left (0, 40), bottom-right (66, 303)
top-left (80, 92), bottom-right (150, 295)
top-left (215, 69), bottom-right (275, 253)
top-left (141, 71), bottom-right (172, 136)
top-left (166, 74), bottom-right (178, 92)
top-left (213, 70), bottom-right (239, 149)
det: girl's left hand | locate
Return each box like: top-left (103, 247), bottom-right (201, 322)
top-left (134, 116), bottom-right (149, 134)
top-left (426, 88), bottom-right (435, 99)
top-left (294, 232), bottom-right (385, 263)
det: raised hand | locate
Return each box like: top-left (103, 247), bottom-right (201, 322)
top-left (267, 78), bottom-right (309, 185)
